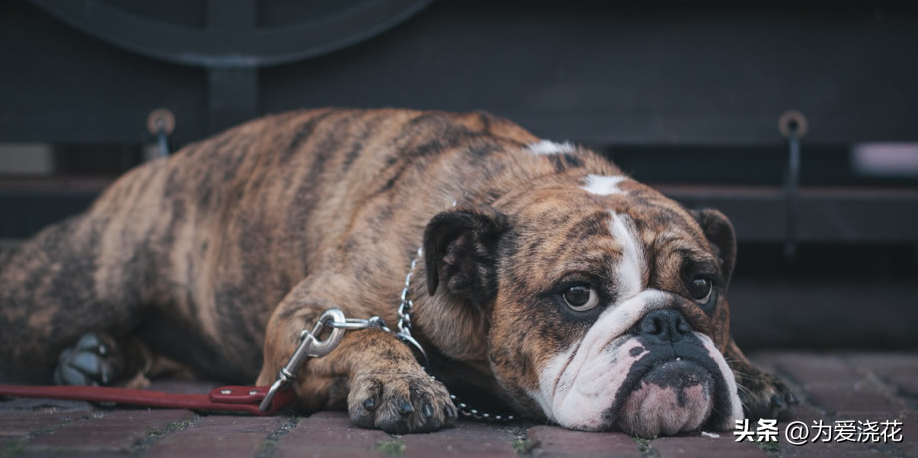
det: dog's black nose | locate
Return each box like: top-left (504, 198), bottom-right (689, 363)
top-left (636, 309), bottom-right (691, 342)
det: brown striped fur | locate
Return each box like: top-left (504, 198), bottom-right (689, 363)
top-left (0, 108), bottom-right (794, 433)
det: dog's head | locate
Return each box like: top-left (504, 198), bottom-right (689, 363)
top-left (423, 162), bottom-right (743, 437)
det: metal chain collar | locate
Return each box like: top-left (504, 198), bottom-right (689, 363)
top-left (397, 247), bottom-right (516, 422)
top-left (260, 247), bottom-right (516, 422)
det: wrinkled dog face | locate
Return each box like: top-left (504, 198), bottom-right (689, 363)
top-left (486, 175), bottom-right (743, 437)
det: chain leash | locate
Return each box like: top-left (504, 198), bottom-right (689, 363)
top-left (260, 247), bottom-right (516, 422)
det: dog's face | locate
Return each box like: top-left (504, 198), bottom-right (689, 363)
top-left (424, 172), bottom-right (742, 437)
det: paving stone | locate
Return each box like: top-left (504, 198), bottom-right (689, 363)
top-left (0, 435), bottom-right (22, 451)
top-left (748, 351), bottom-right (785, 373)
top-left (830, 411), bottom-right (916, 457)
top-left (750, 353), bottom-right (900, 415)
top-left (773, 354), bottom-right (860, 385)
top-left (845, 353), bottom-right (918, 398)
top-left (0, 411), bottom-right (78, 436)
top-left (759, 352), bottom-right (907, 414)
top-left (401, 421), bottom-right (517, 458)
top-left (778, 440), bottom-right (895, 457)
top-left (774, 411), bottom-right (911, 458)
top-left (894, 412), bottom-right (917, 455)
top-left (803, 382), bottom-right (906, 414)
top-left (885, 376), bottom-right (918, 400)
top-left (15, 452), bottom-right (130, 458)
top-left (2, 356), bottom-right (915, 458)
top-left (0, 397), bottom-right (95, 412)
top-left (146, 415), bottom-right (284, 458)
top-left (526, 426), bottom-right (643, 458)
top-left (276, 411), bottom-right (390, 458)
top-left (652, 434), bottom-right (770, 458)
top-left (785, 402), bottom-right (830, 423)
top-left (24, 409), bottom-right (195, 453)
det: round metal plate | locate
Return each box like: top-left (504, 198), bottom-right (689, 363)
top-left (28, 0), bottom-right (435, 67)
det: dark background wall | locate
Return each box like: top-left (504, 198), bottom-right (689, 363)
top-left (1, 0), bottom-right (916, 349)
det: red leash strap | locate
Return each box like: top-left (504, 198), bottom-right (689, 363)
top-left (0, 384), bottom-right (295, 415)
top-left (0, 310), bottom-right (357, 415)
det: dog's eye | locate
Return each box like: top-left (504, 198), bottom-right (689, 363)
top-left (562, 285), bottom-right (600, 311)
top-left (688, 276), bottom-right (713, 302)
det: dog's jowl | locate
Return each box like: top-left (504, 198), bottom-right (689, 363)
top-left (0, 109), bottom-right (797, 435)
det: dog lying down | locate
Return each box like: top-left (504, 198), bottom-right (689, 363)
top-left (0, 108), bottom-right (796, 436)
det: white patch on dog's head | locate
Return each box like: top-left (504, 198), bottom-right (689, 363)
top-left (527, 140), bottom-right (575, 155)
top-left (609, 212), bottom-right (645, 301)
top-left (582, 174), bottom-right (627, 195)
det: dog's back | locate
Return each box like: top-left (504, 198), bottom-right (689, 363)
top-left (0, 108), bottom-right (550, 379)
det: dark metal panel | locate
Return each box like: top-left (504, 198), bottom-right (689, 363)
top-left (729, 277), bottom-right (918, 350)
top-left (2, 1), bottom-right (917, 145)
top-left (208, 67), bottom-right (259, 133)
top-left (261, 1), bottom-right (918, 145)
top-left (661, 185), bottom-right (918, 242)
top-left (0, 2), bottom-right (208, 144)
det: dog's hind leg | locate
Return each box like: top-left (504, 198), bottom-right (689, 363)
top-left (52, 331), bottom-right (197, 388)
top-left (0, 165), bottom-right (169, 382)
top-left (0, 215), bottom-right (144, 377)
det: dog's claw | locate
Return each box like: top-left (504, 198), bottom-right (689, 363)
top-left (422, 402), bottom-right (434, 418)
top-left (398, 400), bottom-right (414, 415)
top-left (363, 397), bottom-right (377, 411)
top-left (770, 394), bottom-right (785, 409)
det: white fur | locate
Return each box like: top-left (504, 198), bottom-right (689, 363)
top-left (527, 140), bottom-right (575, 155)
top-left (696, 332), bottom-right (745, 428)
top-left (582, 174), bottom-right (627, 195)
top-left (609, 213), bottom-right (645, 301)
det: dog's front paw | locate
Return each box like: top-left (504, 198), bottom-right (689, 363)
top-left (740, 371), bottom-right (799, 421)
top-left (348, 368), bottom-right (458, 434)
top-left (53, 333), bottom-right (120, 386)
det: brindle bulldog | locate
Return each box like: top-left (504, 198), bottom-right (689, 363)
top-left (0, 108), bottom-right (796, 436)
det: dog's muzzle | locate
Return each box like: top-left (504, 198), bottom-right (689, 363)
top-left (613, 309), bottom-right (736, 437)
top-left (531, 290), bottom-right (743, 437)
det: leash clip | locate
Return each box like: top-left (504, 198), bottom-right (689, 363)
top-left (259, 308), bottom-right (347, 412)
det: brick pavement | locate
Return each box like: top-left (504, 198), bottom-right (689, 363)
top-left (0, 352), bottom-right (914, 457)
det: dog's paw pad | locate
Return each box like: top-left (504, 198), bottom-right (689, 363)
top-left (348, 370), bottom-right (456, 434)
top-left (53, 332), bottom-right (117, 386)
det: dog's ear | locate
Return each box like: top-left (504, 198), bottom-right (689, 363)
top-left (691, 208), bottom-right (737, 286)
top-left (423, 206), bottom-right (509, 304)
